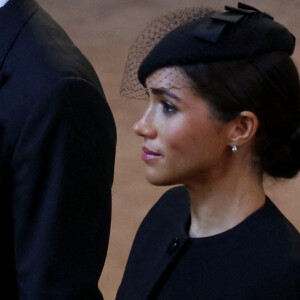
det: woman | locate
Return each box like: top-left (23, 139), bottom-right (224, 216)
top-left (117, 3), bottom-right (300, 299)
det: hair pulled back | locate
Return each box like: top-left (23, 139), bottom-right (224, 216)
top-left (181, 52), bottom-right (300, 178)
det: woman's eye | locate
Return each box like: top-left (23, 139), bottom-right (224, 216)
top-left (161, 100), bottom-right (178, 115)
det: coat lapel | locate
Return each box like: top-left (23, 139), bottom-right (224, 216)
top-left (146, 233), bottom-right (190, 299)
top-left (118, 229), bottom-right (190, 300)
top-left (0, 0), bottom-right (38, 69)
top-left (117, 186), bottom-right (191, 300)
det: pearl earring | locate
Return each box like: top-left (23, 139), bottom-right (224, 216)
top-left (232, 145), bottom-right (237, 152)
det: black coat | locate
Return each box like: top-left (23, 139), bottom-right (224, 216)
top-left (0, 0), bottom-right (116, 299)
top-left (117, 186), bottom-right (300, 299)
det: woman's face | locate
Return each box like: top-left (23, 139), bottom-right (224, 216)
top-left (133, 66), bottom-right (234, 186)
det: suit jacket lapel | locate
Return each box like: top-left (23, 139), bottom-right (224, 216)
top-left (0, 0), bottom-right (38, 69)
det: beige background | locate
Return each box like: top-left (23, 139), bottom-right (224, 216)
top-left (38, 1), bottom-right (300, 299)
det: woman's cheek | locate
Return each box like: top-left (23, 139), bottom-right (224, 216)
top-left (164, 121), bottom-right (192, 152)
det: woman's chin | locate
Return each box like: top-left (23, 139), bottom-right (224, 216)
top-left (145, 173), bottom-right (178, 186)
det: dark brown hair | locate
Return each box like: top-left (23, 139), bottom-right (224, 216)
top-left (181, 52), bottom-right (300, 178)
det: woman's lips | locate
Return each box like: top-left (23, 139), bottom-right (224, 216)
top-left (142, 146), bottom-right (161, 162)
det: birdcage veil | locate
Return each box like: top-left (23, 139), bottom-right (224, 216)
top-left (120, 3), bottom-right (295, 100)
top-left (120, 6), bottom-right (214, 100)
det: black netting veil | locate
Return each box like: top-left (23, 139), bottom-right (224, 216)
top-left (120, 7), bottom-right (214, 100)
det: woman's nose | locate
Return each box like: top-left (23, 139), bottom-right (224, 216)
top-left (133, 112), bottom-right (157, 139)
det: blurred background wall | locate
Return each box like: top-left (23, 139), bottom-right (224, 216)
top-left (37, 1), bottom-right (300, 299)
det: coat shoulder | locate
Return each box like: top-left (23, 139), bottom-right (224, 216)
top-left (116, 186), bottom-right (190, 300)
top-left (138, 186), bottom-right (190, 234)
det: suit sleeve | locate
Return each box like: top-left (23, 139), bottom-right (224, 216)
top-left (11, 78), bottom-right (116, 300)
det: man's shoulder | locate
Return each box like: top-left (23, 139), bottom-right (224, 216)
top-left (8, 4), bottom-right (99, 90)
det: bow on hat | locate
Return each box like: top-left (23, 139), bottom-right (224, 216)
top-left (193, 2), bottom-right (273, 43)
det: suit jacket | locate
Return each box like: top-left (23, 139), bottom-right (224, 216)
top-left (116, 186), bottom-right (300, 299)
top-left (0, 0), bottom-right (116, 299)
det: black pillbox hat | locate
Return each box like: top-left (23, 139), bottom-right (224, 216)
top-left (138, 2), bottom-right (296, 86)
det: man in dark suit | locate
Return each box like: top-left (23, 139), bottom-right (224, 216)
top-left (0, 0), bottom-right (116, 298)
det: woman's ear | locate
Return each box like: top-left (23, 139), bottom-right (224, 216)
top-left (228, 111), bottom-right (259, 148)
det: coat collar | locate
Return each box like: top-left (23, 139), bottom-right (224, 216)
top-left (117, 186), bottom-right (191, 300)
top-left (0, 0), bottom-right (38, 69)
